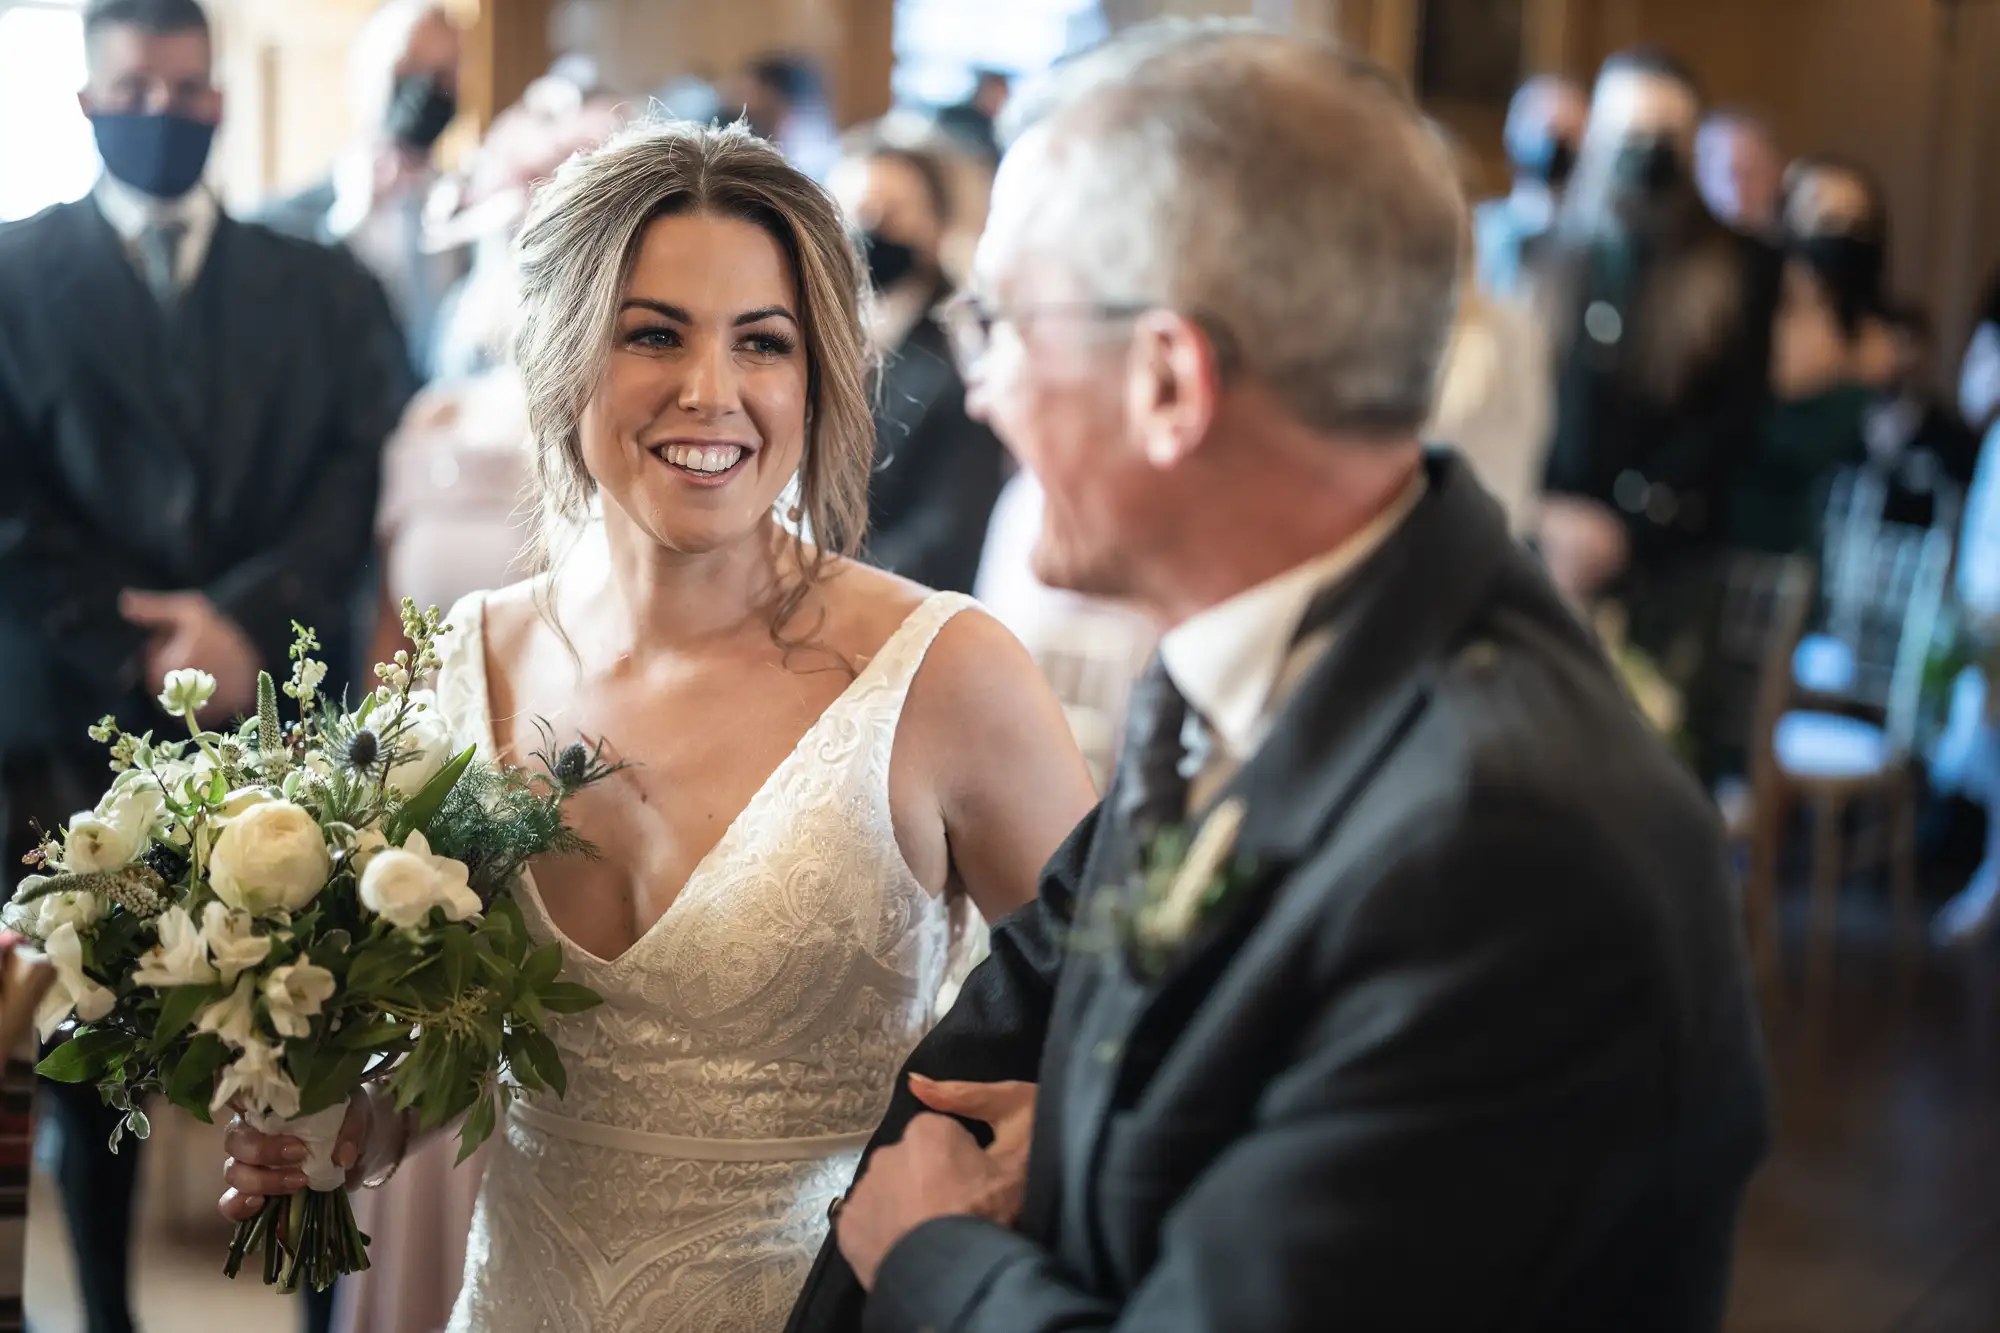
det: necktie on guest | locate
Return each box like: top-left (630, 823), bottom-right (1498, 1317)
top-left (1115, 657), bottom-right (1200, 839)
top-left (138, 220), bottom-right (187, 305)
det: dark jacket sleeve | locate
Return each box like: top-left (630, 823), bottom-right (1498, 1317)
top-left (782, 804), bottom-right (1099, 1333)
top-left (205, 252), bottom-right (410, 678)
top-left (861, 804), bottom-right (1751, 1333)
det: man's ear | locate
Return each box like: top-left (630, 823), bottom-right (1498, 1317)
top-left (1125, 309), bottom-right (1223, 469)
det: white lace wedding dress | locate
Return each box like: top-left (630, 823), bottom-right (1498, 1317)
top-left (432, 589), bottom-right (978, 1332)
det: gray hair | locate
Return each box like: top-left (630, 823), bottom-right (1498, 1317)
top-left (1000, 20), bottom-right (1466, 436)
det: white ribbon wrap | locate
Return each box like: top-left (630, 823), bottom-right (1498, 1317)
top-left (245, 1103), bottom-right (352, 1192)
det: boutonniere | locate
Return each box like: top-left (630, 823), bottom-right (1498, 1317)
top-left (1091, 798), bottom-right (1256, 980)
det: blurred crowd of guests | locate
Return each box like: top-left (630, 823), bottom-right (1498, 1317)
top-left (2, 2), bottom-right (2000, 1331)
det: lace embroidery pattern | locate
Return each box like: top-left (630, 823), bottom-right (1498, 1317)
top-left (436, 590), bottom-right (974, 1332)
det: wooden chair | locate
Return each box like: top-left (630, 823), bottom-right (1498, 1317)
top-left (1761, 523), bottom-right (1955, 990)
top-left (1709, 553), bottom-right (1818, 1002)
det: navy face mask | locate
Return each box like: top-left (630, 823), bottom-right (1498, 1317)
top-left (863, 230), bottom-right (920, 292)
top-left (91, 112), bottom-right (216, 200)
top-left (1512, 134), bottom-right (1577, 192)
top-left (386, 73), bottom-right (458, 151)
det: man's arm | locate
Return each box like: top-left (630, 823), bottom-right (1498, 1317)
top-left (862, 811), bottom-right (1750, 1333)
top-left (205, 256), bottom-right (410, 678)
top-left (782, 804), bottom-right (1096, 1333)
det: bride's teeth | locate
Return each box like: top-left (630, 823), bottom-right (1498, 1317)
top-left (661, 444), bottom-right (744, 474)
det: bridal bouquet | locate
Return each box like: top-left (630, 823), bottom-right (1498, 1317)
top-left (7, 603), bottom-right (611, 1292)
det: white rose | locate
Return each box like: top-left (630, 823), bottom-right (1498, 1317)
top-left (196, 974), bottom-right (260, 1050)
top-left (132, 906), bottom-right (219, 988)
top-left (213, 787), bottom-right (273, 824)
top-left (37, 889), bottom-right (107, 939)
top-left (26, 922), bottom-right (117, 1040)
top-left (210, 1037), bottom-right (300, 1120)
top-left (60, 811), bottom-right (141, 873)
top-left (158, 668), bottom-right (217, 719)
top-left (199, 902), bottom-right (273, 983)
top-left (358, 830), bottom-right (480, 928)
top-left (209, 801), bottom-right (330, 915)
top-left (383, 692), bottom-right (455, 797)
top-left (263, 962), bottom-right (336, 1039)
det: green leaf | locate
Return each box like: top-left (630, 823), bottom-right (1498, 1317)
top-left (514, 987), bottom-right (547, 1029)
top-left (385, 746), bottom-right (477, 845)
top-left (512, 1028), bottom-right (567, 1099)
top-left (521, 943), bottom-right (564, 991)
top-left (126, 1108), bottom-right (152, 1142)
top-left (37, 1028), bottom-right (133, 1083)
top-left (481, 896), bottom-right (528, 963)
top-left (149, 984), bottom-right (221, 1055)
top-left (536, 981), bottom-right (602, 1015)
top-left (295, 1048), bottom-right (372, 1117)
top-left (456, 1094), bottom-right (498, 1166)
top-left (346, 937), bottom-right (423, 996)
top-left (167, 1034), bottom-right (230, 1119)
top-left (333, 1015), bottom-right (412, 1052)
top-left (440, 927), bottom-right (474, 1000)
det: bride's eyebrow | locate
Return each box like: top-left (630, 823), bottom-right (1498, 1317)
top-left (617, 300), bottom-right (799, 329)
top-left (733, 306), bottom-right (798, 328)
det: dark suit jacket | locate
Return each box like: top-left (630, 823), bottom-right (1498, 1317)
top-left (864, 312), bottom-right (1008, 596)
top-left (0, 197), bottom-right (410, 757)
top-left (790, 451), bottom-right (1770, 1333)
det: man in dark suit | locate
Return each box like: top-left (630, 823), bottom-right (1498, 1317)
top-left (0, 3), bottom-right (408, 1329)
top-left (791, 22), bottom-right (1769, 1333)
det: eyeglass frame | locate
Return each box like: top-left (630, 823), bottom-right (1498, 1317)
top-left (937, 290), bottom-right (1241, 380)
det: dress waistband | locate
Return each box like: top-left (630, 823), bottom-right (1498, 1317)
top-left (508, 1100), bottom-right (875, 1162)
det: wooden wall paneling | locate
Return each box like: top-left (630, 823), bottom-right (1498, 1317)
top-left (462, 0), bottom-right (553, 131)
top-left (830, 0), bottom-right (894, 127)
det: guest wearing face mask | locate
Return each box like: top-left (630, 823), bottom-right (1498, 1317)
top-left (1534, 49), bottom-right (1779, 776)
top-left (829, 134), bottom-right (1008, 595)
top-left (259, 0), bottom-right (468, 383)
top-left (1866, 305), bottom-right (1981, 530)
top-left (1473, 74), bottom-right (1586, 297)
top-left (0, 3), bottom-right (409, 1332)
top-left (1696, 109), bottom-right (1786, 241)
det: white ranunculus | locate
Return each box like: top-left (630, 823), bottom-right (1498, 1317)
top-left (132, 906), bottom-right (219, 988)
top-left (358, 830), bottom-right (480, 928)
top-left (209, 801), bottom-right (330, 915)
top-left (199, 902), bottom-right (273, 983)
top-left (36, 888), bottom-right (107, 939)
top-left (158, 668), bottom-right (217, 719)
top-left (102, 777), bottom-right (167, 834)
top-left (28, 922), bottom-right (117, 1041)
top-left (383, 692), bottom-right (456, 797)
top-left (196, 974), bottom-right (260, 1050)
top-left (263, 962), bottom-right (336, 1039)
top-left (60, 811), bottom-right (141, 873)
top-left (210, 1037), bottom-right (300, 1120)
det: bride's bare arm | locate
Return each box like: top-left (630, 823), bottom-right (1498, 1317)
top-left (906, 610), bottom-right (1099, 925)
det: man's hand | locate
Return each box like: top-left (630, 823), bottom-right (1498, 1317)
top-left (909, 1074), bottom-right (1037, 1202)
top-left (837, 1111), bottom-right (1023, 1291)
top-left (1537, 497), bottom-right (1631, 608)
top-left (120, 590), bottom-right (260, 722)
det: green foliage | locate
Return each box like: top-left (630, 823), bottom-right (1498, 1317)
top-left (37, 1028), bottom-right (131, 1083)
top-left (384, 747), bottom-right (476, 846)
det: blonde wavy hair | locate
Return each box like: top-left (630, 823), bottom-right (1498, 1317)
top-left (512, 119), bottom-right (874, 632)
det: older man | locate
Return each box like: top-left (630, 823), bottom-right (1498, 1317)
top-left (1473, 73), bottom-right (1587, 295)
top-left (789, 22), bottom-right (1769, 1333)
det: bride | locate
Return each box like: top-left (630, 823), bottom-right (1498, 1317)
top-left (218, 121), bottom-right (1096, 1331)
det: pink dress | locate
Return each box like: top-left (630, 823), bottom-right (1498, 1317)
top-left (335, 367), bottom-right (534, 1333)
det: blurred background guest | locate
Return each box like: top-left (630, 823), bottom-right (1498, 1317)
top-left (1533, 49), bottom-right (1778, 776)
top-left (933, 67), bottom-right (1010, 166)
top-left (259, 0), bottom-right (469, 384)
top-left (1473, 73), bottom-right (1586, 297)
top-left (728, 53), bottom-right (839, 181)
top-left (1931, 422), bottom-right (2000, 944)
top-left (829, 130), bottom-right (1007, 594)
top-left (1959, 275), bottom-right (2000, 443)
top-left (1697, 108), bottom-right (1786, 242)
top-left (1865, 303), bottom-right (1980, 530)
top-left (0, 2), bottom-right (409, 1330)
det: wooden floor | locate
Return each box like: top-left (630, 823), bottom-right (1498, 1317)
top-left (1726, 888), bottom-right (2000, 1333)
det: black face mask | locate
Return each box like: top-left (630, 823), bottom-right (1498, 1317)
top-left (863, 230), bottom-right (920, 292)
top-left (1609, 135), bottom-right (1684, 198)
top-left (1512, 134), bottom-right (1577, 192)
top-left (385, 73), bottom-right (457, 152)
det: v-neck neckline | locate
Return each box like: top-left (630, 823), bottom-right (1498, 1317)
top-left (463, 590), bottom-right (945, 973)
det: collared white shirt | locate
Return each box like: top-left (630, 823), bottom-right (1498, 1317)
top-left (1160, 471), bottom-right (1427, 809)
top-left (94, 173), bottom-right (219, 294)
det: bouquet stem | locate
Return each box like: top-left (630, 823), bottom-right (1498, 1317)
top-left (224, 1189), bottom-right (371, 1293)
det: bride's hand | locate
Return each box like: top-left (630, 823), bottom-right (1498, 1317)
top-left (217, 1091), bottom-right (380, 1222)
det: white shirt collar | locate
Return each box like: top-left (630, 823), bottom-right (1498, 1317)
top-left (94, 174), bottom-right (220, 292)
top-left (1160, 471), bottom-right (1427, 764)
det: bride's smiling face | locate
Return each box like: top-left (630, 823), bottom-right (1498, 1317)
top-left (579, 212), bottom-right (810, 555)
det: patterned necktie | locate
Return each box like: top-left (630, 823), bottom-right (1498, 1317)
top-left (139, 220), bottom-right (187, 305)
top-left (1116, 657), bottom-right (1196, 841)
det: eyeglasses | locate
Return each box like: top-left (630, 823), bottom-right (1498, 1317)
top-left (938, 291), bottom-right (1156, 376)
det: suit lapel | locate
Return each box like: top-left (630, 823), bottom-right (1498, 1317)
top-left (1052, 453), bottom-right (1520, 1279)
